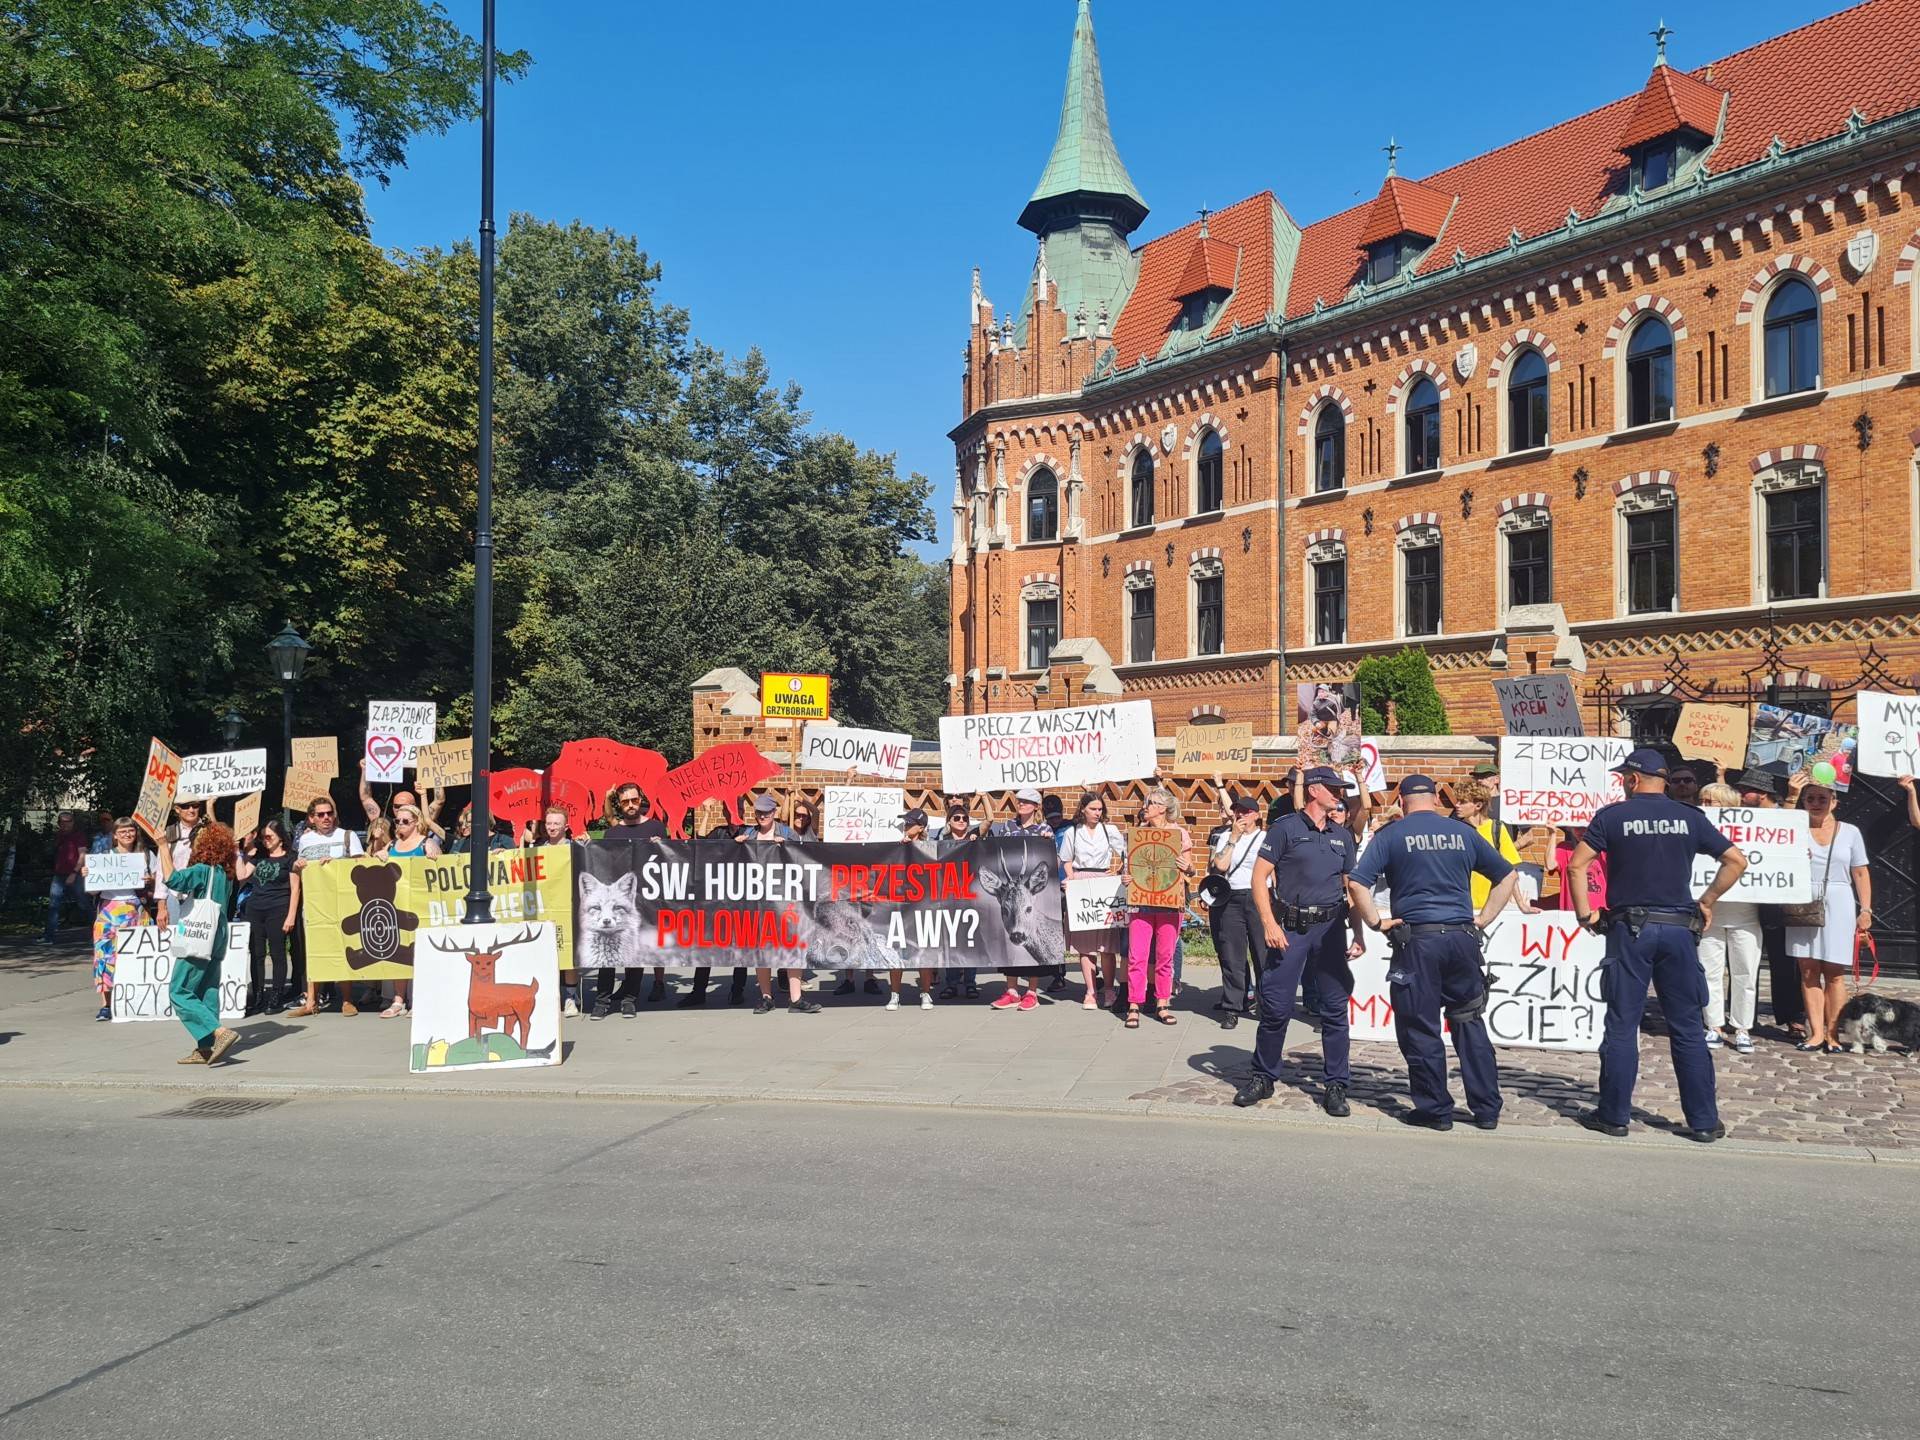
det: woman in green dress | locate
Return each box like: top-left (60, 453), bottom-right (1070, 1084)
top-left (158, 821), bottom-right (242, 1065)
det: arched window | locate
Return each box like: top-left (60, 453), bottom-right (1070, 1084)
top-left (1404, 378), bottom-right (1441, 474)
top-left (1195, 430), bottom-right (1224, 514)
top-left (1129, 449), bottom-right (1155, 528)
top-left (1313, 405), bottom-right (1346, 492)
top-left (1507, 349), bottom-right (1550, 451)
top-left (1763, 278), bottom-right (1821, 398)
top-left (1026, 467), bottom-right (1058, 542)
top-left (1624, 318), bottom-right (1674, 427)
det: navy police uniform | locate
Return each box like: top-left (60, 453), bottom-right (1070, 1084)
top-left (1349, 780), bottom-right (1510, 1124)
top-left (1251, 775), bottom-right (1359, 1092)
top-left (1580, 750), bottom-right (1736, 1134)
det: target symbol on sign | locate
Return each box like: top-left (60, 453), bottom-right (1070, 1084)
top-left (358, 897), bottom-right (401, 963)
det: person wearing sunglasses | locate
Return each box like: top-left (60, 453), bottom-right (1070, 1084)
top-left (285, 794), bottom-right (364, 1018)
top-left (937, 797), bottom-right (981, 1000)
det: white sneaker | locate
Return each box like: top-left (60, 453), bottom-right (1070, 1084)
top-left (920, 991), bottom-right (934, 1009)
top-left (885, 993), bottom-right (900, 1011)
top-left (562, 996), bottom-right (579, 1017)
top-left (1704, 1030), bottom-right (1724, 1048)
top-left (1733, 1030), bottom-right (1754, 1053)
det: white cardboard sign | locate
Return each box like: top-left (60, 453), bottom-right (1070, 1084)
top-left (802, 723), bottom-right (912, 782)
top-left (821, 785), bottom-right (906, 843)
top-left (1063, 876), bottom-right (1128, 932)
top-left (1358, 739), bottom-right (1387, 794)
top-left (1492, 675), bottom-right (1583, 737)
top-left (1497, 736), bottom-right (1630, 826)
top-left (366, 700), bottom-right (437, 783)
top-left (1691, 806), bottom-right (1812, 904)
top-left (85, 852), bottom-right (152, 893)
top-left (109, 923), bottom-right (250, 1021)
top-left (1348, 912), bottom-right (1605, 1051)
top-left (409, 922), bottom-right (561, 1073)
top-left (176, 749), bottom-right (269, 800)
top-left (938, 701), bottom-right (1157, 794)
top-left (1856, 691), bottom-right (1920, 777)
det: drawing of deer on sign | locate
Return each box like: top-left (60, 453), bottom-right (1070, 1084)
top-left (408, 922), bottom-right (562, 1073)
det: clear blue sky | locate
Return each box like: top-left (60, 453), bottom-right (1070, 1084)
top-left (366, 0), bottom-right (1833, 551)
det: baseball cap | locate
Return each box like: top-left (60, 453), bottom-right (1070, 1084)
top-left (1230, 794), bottom-right (1260, 813)
top-left (1301, 766), bottom-right (1343, 790)
top-left (1015, 787), bottom-right (1042, 804)
top-left (900, 807), bottom-right (928, 826)
top-left (752, 794), bottom-right (778, 814)
top-left (1612, 748), bottom-right (1670, 778)
top-left (1398, 774), bottom-right (1437, 796)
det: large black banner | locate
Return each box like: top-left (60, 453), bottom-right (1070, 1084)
top-left (574, 837), bottom-right (1063, 971)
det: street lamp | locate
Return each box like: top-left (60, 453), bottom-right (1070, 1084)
top-left (218, 709), bottom-right (244, 746)
top-left (266, 622), bottom-right (309, 793)
top-left (465, 0), bottom-right (498, 925)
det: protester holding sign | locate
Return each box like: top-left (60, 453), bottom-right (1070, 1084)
top-left (156, 823), bottom-right (242, 1067)
top-left (82, 818), bottom-right (156, 1020)
top-left (937, 798), bottom-right (982, 1000)
top-left (235, 819), bottom-right (301, 1016)
top-left (1058, 793), bottom-right (1126, 1010)
top-left (1206, 796), bottom-right (1267, 1030)
top-left (1693, 785), bottom-right (1763, 1053)
top-left (985, 789), bottom-right (1060, 1013)
top-left (1787, 785), bottom-right (1871, 1055)
top-left (286, 794), bottom-right (364, 1018)
top-left (1122, 789), bottom-right (1190, 1030)
top-left (886, 810), bottom-right (939, 1010)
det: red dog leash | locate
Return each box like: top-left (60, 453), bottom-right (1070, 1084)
top-left (1855, 932), bottom-right (1879, 987)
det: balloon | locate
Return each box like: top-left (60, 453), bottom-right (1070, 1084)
top-left (1811, 760), bottom-right (1838, 786)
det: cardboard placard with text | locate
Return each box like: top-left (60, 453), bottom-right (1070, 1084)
top-left (291, 736), bottom-right (339, 777)
top-left (415, 737), bottom-right (474, 790)
top-left (800, 723), bottom-right (911, 781)
top-left (366, 700), bottom-right (437, 782)
top-left (1125, 826), bottom-right (1188, 910)
top-left (1492, 675), bottom-right (1583, 737)
top-left (821, 786), bottom-right (906, 843)
top-left (1856, 691), bottom-right (1920, 778)
top-left (177, 748), bottom-right (269, 800)
top-left (1168, 723), bottom-right (1255, 776)
top-left (1671, 704), bottom-right (1750, 774)
top-left (233, 791), bottom-right (262, 839)
top-left (133, 738), bottom-right (182, 843)
top-left (1497, 737), bottom-right (1630, 826)
top-left (283, 766), bottom-right (335, 812)
top-left (939, 701), bottom-right (1156, 793)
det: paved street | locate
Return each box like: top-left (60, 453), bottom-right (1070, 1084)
top-left (4, 941), bottom-right (1918, 1156)
top-left (3, 1089), bottom-right (1914, 1440)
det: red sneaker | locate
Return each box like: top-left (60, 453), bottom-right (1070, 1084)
top-left (1018, 991), bottom-right (1039, 1012)
top-left (990, 990), bottom-right (1022, 1009)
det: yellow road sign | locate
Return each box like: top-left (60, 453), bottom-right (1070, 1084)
top-left (761, 672), bottom-right (831, 720)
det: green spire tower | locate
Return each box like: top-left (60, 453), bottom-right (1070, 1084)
top-left (1016, 0), bottom-right (1146, 341)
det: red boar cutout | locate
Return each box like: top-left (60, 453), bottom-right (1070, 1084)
top-left (651, 743), bottom-right (782, 838)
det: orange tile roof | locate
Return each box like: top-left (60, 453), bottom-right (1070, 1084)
top-left (1616, 64), bottom-right (1726, 150)
top-left (1110, 191), bottom-right (1277, 367)
top-left (1093, 0), bottom-right (1920, 335)
top-left (1173, 233), bottom-right (1239, 297)
top-left (1356, 176), bottom-right (1455, 246)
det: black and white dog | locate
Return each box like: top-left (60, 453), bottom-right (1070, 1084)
top-left (1835, 992), bottom-right (1920, 1055)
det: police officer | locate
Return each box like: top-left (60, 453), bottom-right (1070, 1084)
top-left (1346, 775), bottom-right (1518, 1132)
top-left (1236, 766), bottom-right (1363, 1115)
top-left (1569, 748), bottom-right (1748, 1142)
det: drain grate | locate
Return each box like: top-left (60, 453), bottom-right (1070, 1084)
top-left (144, 1096), bottom-right (291, 1120)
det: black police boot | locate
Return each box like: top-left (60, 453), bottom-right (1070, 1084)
top-left (1232, 1074), bottom-right (1275, 1108)
top-left (1469, 1113), bottom-right (1499, 1131)
top-left (1322, 1082), bottom-right (1351, 1118)
top-left (1399, 1109), bottom-right (1452, 1132)
top-left (1688, 1122), bottom-right (1728, 1143)
top-left (1578, 1110), bottom-right (1628, 1138)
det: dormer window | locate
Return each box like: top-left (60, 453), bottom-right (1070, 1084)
top-left (1356, 175), bottom-right (1453, 292)
top-left (1367, 239), bottom-right (1407, 286)
top-left (1638, 139), bottom-right (1675, 191)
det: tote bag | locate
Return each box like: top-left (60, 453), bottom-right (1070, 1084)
top-left (171, 896), bottom-right (221, 960)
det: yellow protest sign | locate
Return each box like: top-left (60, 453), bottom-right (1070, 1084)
top-left (233, 791), bottom-right (262, 839)
top-left (1126, 826), bottom-right (1189, 910)
top-left (291, 736), bottom-right (339, 777)
top-left (761, 672), bottom-right (831, 720)
top-left (1673, 704), bottom-right (1751, 774)
top-left (300, 845), bottom-right (574, 981)
top-left (1169, 723), bottom-right (1255, 776)
top-left (283, 765), bottom-right (335, 811)
top-left (415, 737), bottom-right (473, 789)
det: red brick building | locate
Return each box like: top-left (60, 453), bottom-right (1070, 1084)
top-left (948, 0), bottom-right (1920, 739)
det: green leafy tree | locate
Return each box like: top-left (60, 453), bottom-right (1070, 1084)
top-left (1356, 648), bottom-right (1451, 736)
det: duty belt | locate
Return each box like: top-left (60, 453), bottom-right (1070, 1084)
top-left (1280, 901), bottom-right (1346, 929)
top-left (1600, 905), bottom-right (1704, 939)
top-left (1401, 922), bottom-right (1478, 938)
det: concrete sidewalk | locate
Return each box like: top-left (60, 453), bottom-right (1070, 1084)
top-left (4, 938), bottom-right (1916, 1161)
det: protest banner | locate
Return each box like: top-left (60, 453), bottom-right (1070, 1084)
top-left (282, 765), bottom-right (335, 812)
top-left (85, 852), bottom-right (151, 893)
top-left (176, 748), bottom-right (268, 800)
top-left (300, 846), bottom-right (575, 981)
top-left (410, 922), bottom-right (561, 1074)
top-left (1064, 876), bottom-right (1128, 933)
top-left (1856, 691), bottom-right (1920, 778)
top-left (414, 737), bottom-right (473, 790)
top-left (1492, 675), bottom-right (1583, 737)
top-left (1125, 826), bottom-right (1187, 909)
top-left (365, 700), bottom-right (437, 782)
top-left (1691, 807), bottom-right (1812, 903)
top-left (132, 738), bottom-right (182, 843)
top-left (233, 791), bottom-right (262, 839)
top-left (761, 672), bottom-right (830, 720)
top-left (1168, 723), bottom-right (1254, 777)
top-left (939, 700), bottom-right (1156, 793)
top-left (1348, 912), bottom-right (1604, 1051)
top-left (1497, 736), bottom-right (1629, 826)
top-left (109, 923), bottom-right (249, 1022)
top-left (573, 835), bottom-right (1062, 971)
top-left (801, 723), bottom-right (912, 782)
top-left (650, 743), bottom-right (784, 838)
top-left (1296, 682), bottom-right (1363, 767)
top-left (1742, 704), bottom-right (1854, 788)
top-left (821, 786), bottom-right (905, 842)
top-left (1671, 704), bottom-right (1750, 775)
top-left (549, 738), bottom-right (669, 821)
top-left (291, 736), bottom-right (339, 777)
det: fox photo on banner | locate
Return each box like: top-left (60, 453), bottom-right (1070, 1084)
top-left (574, 836), bottom-right (1062, 973)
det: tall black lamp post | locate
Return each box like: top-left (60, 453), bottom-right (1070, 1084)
top-left (218, 709), bottom-right (244, 747)
top-left (464, 0), bottom-right (498, 925)
top-left (267, 623), bottom-right (309, 812)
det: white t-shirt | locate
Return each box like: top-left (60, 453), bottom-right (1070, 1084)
top-left (1211, 828), bottom-right (1263, 890)
top-left (1059, 823), bottom-right (1123, 873)
top-left (298, 827), bottom-right (365, 863)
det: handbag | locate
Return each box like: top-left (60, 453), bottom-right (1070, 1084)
top-left (1781, 831), bottom-right (1837, 929)
top-left (170, 896), bottom-right (221, 960)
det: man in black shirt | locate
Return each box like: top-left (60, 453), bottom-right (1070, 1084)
top-left (593, 781), bottom-right (668, 1018)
